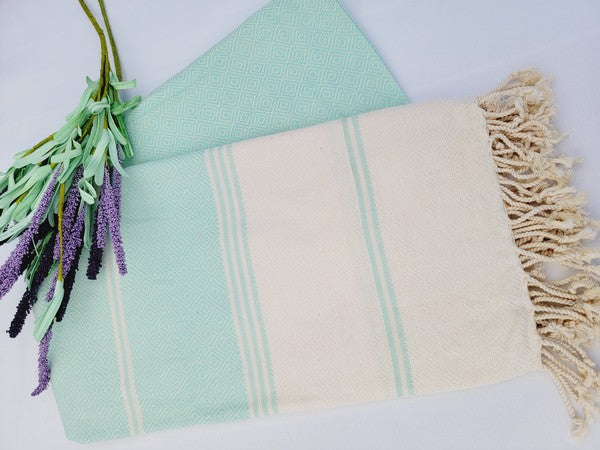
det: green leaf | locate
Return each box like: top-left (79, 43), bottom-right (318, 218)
top-left (78, 177), bottom-right (96, 205)
top-left (116, 114), bottom-right (133, 159)
top-left (33, 280), bottom-right (64, 342)
top-left (109, 79), bottom-right (136, 90)
top-left (0, 211), bottom-right (32, 242)
top-left (50, 147), bottom-right (82, 164)
top-left (65, 79), bottom-right (98, 122)
top-left (0, 165), bottom-right (51, 209)
top-left (0, 167), bottom-right (14, 192)
top-left (54, 110), bottom-right (86, 145)
top-left (83, 129), bottom-right (108, 180)
top-left (13, 140), bottom-right (56, 168)
top-left (107, 112), bottom-right (126, 145)
top-left (83, 203), bottom-right (94, 248)
top-left (12, 181), bottom-right (44, 222)
top-left (111, 96), bottom-right (141, 115)
top-left (88, 98), bottom-right (110, 114)
top-left (107, 130), bottom-right (127, 176)
top-left (0, 203), bottom-right (17, 229)
top-left (83, 112), bottom-right (104, 157)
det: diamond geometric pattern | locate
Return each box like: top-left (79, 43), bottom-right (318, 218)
top-left (46, 151), bottom-right (250, 443)
top-left (125, 0), bottom-right (407, 165)
top-left (117, 153), bottom-right (250, 435)
top-left (43, 0), bottom-right (408, 442)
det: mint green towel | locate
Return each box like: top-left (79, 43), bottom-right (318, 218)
top-left (41, 0), bottom-right (409, 442)
top-left (125, 0), bottom-right (406, 164)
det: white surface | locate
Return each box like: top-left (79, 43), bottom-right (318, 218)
top-left (0, 0), bottom-right (599, 448)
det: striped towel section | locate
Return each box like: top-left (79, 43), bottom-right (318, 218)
top-left (40, 71), bottom-right (600, 442)
top-left (35, 0), bottom-right (411, 441)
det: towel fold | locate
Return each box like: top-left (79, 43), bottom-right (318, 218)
top-left (124, 0), bottom-right (407, 165)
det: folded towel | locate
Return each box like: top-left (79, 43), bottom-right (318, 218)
top-left (38, 70), bottom-right (600, 441)
top-left (34, 0), bottom-right (411, 442)
top-left (124, 0), bottom-right (407, 165)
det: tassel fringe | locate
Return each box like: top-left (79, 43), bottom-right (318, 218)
top-left (478, 69), bottom-right (600, 438)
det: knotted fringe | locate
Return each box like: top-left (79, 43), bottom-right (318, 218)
top-left (478, 69), bottom-right (600, 438)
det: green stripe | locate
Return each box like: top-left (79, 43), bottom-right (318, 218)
top-left (208, 148), bottom-right (260, 417)
top-left (226, 144), bottom-right (279, 414)
top-left (342, 117), bottom-right (413, 397)
top-left (351, 116), bottom-right (414, 395)
top-left (217, 147), bottom-right (269, 415)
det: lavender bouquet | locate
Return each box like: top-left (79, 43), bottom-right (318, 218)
top-left (0, 0), bottom-right (139, 394)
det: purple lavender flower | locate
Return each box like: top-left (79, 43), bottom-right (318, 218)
top-left (63, 205), bottom-right (86, 273)
top-left (95, 175), bottom-right (109, 250)
top-left (53, 168), bottom-right (83, 261)
top-left (0, 169), bottom-right (60, 299)
top-left (45, 205), bottom-right (86, 302)
top-left (7, 234), bottom-right (56, 338)
top-left (86, 166), bottom-right (122, 279)
top-left (96, 167), bottom-right (127, 275)
top-left (112, 164), bottom-right (122, 219)
top-left (31, 328), bottom-right (52, 396)
top-left (104, 167), bottom-right (127, 275)
top-left (86, 214), bottom-right (104, 280)
top-left (56, 240), bottom-right (83, 322)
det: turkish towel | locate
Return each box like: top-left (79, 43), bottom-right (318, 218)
top-left (36, 0), bottom-right (409, 442)
top-left (36, 70), bottom-right (600, 442)
top-left (124, 0), bottom-right (407, 165)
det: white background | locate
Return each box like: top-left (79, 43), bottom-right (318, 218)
top-left (1, 0), bottom-right (599, 448)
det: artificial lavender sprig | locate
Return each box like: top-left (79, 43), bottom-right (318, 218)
top-left (56, 240), bottom-right (84, 322)
top-left (112, 161), bottom-right (122, 218)
top-left (44, 203), bottom-right (86, 302)
top-left (31, 329), bottom-right (52, 396)
top-left (86, 214), bottom-right (104, 280)
top-left (102, 167), bottom-right (127, 275)
top-left (7, 234), bottom-right (56, 338)
top-left (95, 170), bottom-right (110, 250)
top-left (0, 170), bottom-right (59, 298)
top-left (0, 0), bottom-right (138, 396)
top-left (53, 169), bottom-right (83, 261)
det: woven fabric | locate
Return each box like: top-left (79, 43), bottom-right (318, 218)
top-left (38, 99), bottom-right (542, 442)
top-left (124, 0), bottom-right (407, 165)
top-left (35, 0), bottom-right (411, 442)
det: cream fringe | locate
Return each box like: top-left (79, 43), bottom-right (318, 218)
top-left (478, 69), bottom-right (600, 438)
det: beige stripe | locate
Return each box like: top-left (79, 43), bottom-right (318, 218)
top-left (104, 249), bottom-right (135, 436)
top-left (222, 145), bottom-right (273, 414)
top-left (205, 148), bottom-right (257, 417)
top-left (109, 244), bottom-right (145, 434)
top-left (215, 147), bottom-right (264, 416)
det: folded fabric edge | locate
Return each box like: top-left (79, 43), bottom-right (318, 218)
top-left (478, 69), bottom-right (600, 438)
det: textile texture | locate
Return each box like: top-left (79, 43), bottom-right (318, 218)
top-left (124, 0), bottom-right (407, 165)
top-left (35, 0), bottom-right (412, 442)
top-left (38, 89), bottom-right (553, 442)
top-left (29, 0), bottom-right (600, 443)
top-left (35, 62), bottom-right (600, 441)
top-left (43, 98), bottom-right (544, 442)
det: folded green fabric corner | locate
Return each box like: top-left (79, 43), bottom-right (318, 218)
top-left (125, 0), bottom-right (406, 165)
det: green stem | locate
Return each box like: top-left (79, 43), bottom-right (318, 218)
top-left (98, 0), bottom-right (122, 80)
top-left (57, 183), bottom-right (65, 282)
top-left (22, 133), bottom-right (55, 158)
top-left (78, 0), bottom-right (109, 100)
